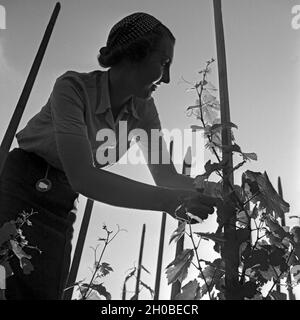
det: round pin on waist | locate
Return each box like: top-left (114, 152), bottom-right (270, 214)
top-left (36, 164), bottom-right (52, 192)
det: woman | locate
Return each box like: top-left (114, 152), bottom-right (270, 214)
top-left (0, 12), bottom-right (217, 300)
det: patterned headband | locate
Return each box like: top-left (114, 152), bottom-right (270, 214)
top-left (107, 12), bottom-right (162, 50)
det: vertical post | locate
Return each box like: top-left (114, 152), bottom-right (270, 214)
top-left (170, 147), bottom-right (192, 300)
top-left (277, 177), bottom-right (295, 300)
top-left (213, 0), bottom-right (239, 299)
top-left (63, 198), bottom-right (94, 300)
top-left (276, 178), bottom-right (282, 294)
top-left (122, 282), bottom-right (127, 300)
top-left (0, 2), bottom-right (61, 176)
top-left (154, 212), bottom-right (167, 300)
top-left (135, 224), bottom-right (146, 299)
top-left (154, 141), bottom-right (174, 300)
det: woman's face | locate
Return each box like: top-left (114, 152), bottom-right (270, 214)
top-left (131, 36), bottom-right (175, 99)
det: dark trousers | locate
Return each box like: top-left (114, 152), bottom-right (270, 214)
top-left (0, 148), bottom-right (78, 300)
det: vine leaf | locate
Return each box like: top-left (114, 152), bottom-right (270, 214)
top-left (259, 265), bottom-right (282, 282)
top-left (238, 281), bottom-right (258, 299)
top-left (202, 105), bottom-right (220, 125)
top-left (202, 92), bottom-right (217, 104)
top-left (242, 171), bottom-right (290, 219)
top-left (10, 240), bottom-right (31, 260)
top-left (241, 242), bottom-right (252, 261)
top-left (169, 222), bottom-right (186, 245)
top-left (187, 104), bottom-right (200, 111)
top-left (205, 140), bottom-right (222, 152)
top-left (194, 232), bottom-right (226, 244)
top-left (291, 226), bottom-right (300, 243)
top-left (193, 160), bottom-right (228, 184)
top-left (174, 279), bottom-right (199, 300)
top-left (204, 159), bottom-right (227, 176)
top-left (191, 125), bottom-right (204, 132)
top-left (90, 283), bottom-right (112, 300)
top-left (165, 249), bottom-right (194, 285)
top-left (270, 291), bottom-right (287, 300)
top-left (244, 249), bottom-right (269, 270)
top-left (20, 257), bottom-right (34, 275)
top-left (82, 289), bottom-right (103, 300)
top-left (242, 153), bottom-right (258, 161)
top-left (268, 247), bottom-right (286, 267)
top-left (199, 259), bottom-right (225, 295)
top-left (291, 227), bottom-right (300, 261)
top-left (0, 221), bottom-right (18, 246)
top-left (222, 144), bottom-right (257, 161)
top-left (294, 243), bottom-right (300, 261)
top-left (80, 282), bottom-right (111, 300)
top-left (209, 122), bottom-right (238, 133)
top-left (245, 293), bottom-right (263, 300)
top-left (205, 81), bottom-right (217, 91)
top-left (290, 265), bottom-right (300, 283)
top-left (265, 216), bottom-right (289, 240)
top-left (236, 211), bottom-right (249, 226)
top-left (265, 231), bottom-right (285, 248)
top-left (196, 283), bottom-right (210, 300)
top-left (202, 123), bottom-right (237, 147)
top-left (98, 262), bottom-right (113, 277)
top-left (250, 205), bottom-right (259, 219)
top-left (199, 258), bottom-right (225, 281)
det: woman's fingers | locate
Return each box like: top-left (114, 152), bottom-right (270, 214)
top-left (186, 201), bottom-right (214, 218)
top-left (175, 194), bottom-right (217, 223)
top-left (173, 190), bottom-right (223, 224)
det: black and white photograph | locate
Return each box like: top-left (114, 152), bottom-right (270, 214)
top-left (0, 0), bottom-right (299, 308)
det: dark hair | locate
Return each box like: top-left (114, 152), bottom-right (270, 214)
top-left (97, 24), bottom-right (175, 68)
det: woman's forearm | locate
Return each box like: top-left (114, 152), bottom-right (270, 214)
top-left (75, 166), bottom-right (182, 214)
top-left (156, 172), bottom-right (195, 191)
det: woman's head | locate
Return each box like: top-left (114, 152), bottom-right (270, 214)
top-left (98, 12), bottom-right (175, 68)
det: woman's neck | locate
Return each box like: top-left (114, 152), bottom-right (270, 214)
top-left (108, 67), bottom-right (133, 113)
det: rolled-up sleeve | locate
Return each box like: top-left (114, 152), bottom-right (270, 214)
top-left (50, 75), bottom-right (88, 137)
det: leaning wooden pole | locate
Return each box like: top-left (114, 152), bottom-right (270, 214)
top-left (277, 177), bottom-right (295, 300)
top-left (0, 2), bottom-right (61, 175)
top-left (63, 198), bottom-right (94, 300)
top-left (154, 141), bottom-right (174, 300)
top-left (213, 0), bottom-right (239, 299)
top-left (170, 147), bottom-right (192, 300)
top-left (135, 224), bottom-right (146, 299)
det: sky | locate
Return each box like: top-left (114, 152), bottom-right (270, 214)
top-left (0, 0), bottom-right (300, 300)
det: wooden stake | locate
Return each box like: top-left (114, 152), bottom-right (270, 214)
top-left (154, 141), bottom-right (174, 300)
top-left (63, 198), bottom-right (94, 300)
top-left (170, 147), bottom-right (192, 300)
top-left (213, 0), bottom-right (239, 299)
top-left (277, 177), bottom-right (295, 300)
top-left (135, 224), bottom-right (146, 299)
top-left (0, 3), bottom-right (61, 175)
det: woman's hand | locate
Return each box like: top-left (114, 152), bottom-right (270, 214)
top-left (167, 189), bottom-right (221, 224)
